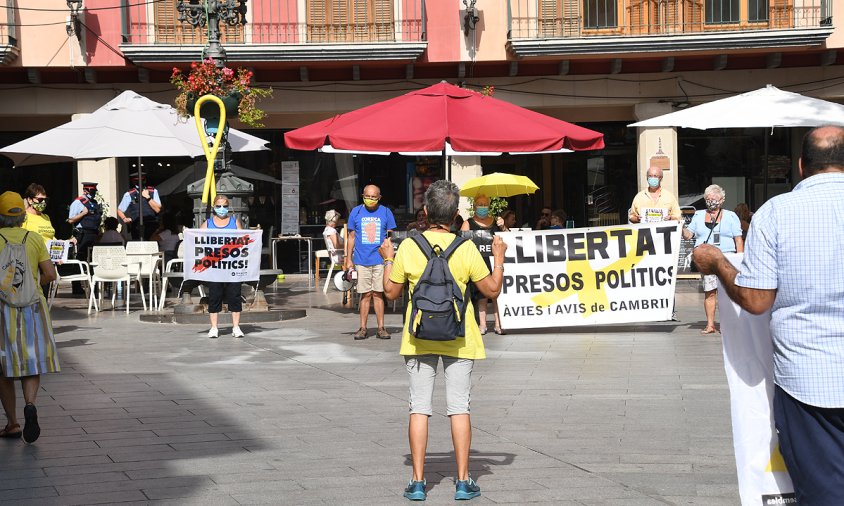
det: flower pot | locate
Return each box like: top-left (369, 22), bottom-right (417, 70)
top-left (186, 91), bottom-right (242, 120)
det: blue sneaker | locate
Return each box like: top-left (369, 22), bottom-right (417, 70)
top-left (454, 476), bottom-right (481, 500)
top-left (403, 479), bottom-right (426, 501)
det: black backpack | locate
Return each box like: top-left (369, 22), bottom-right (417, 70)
top-left (408, 234), bottom-right (470, 341)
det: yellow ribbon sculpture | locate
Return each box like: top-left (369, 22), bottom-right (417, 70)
top-left (193, 95), bottom-right (227, 204)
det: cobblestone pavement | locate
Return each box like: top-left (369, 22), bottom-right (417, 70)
top-left (0, 277), bottom-right (739, 505)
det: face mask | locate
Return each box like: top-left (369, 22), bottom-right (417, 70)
top-left (475, 207), bottom-right (489, 218)
top-left (214, 206), bottom-right (229, 217)
top-left (363, 198), bottom-right (379, 208)
top-left (31, 201), bottom-right (47, 212)
top-left (86, 189), bottom-right (97, 198)
top-left (705, 199), bottom-right (721, 211)
top-left (647, 177), bottom-right (660, 189)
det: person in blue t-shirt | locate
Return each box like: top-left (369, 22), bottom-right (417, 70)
top-left (344, 184), bottom-right (396, 340)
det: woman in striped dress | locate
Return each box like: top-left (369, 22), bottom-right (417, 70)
top-left (0, 191), bottom-right (58, 443)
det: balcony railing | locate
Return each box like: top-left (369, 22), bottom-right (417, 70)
top-left (509, 0), bottom-right (831, 39)
top-left (122, 1), bottom-right (425, 46)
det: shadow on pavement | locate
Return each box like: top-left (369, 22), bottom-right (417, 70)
top-left (404, 450), bottom-right (517, 489)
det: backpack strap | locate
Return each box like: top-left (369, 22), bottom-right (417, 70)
top-left (440, 236), bottom-right (468, 260)
top-left (410, 233), bottom-right (435, 260)
top-left (0, 232), bottom-right (6, 244)
top-left (21, 231), bottom-right (29, 245)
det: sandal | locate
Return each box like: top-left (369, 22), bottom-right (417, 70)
top-left (700, 327), bottom-right (719, 335)
top-left (22, 404), bottom-right (40, 444)
top-left (0, 423), bottom-right (21, 439)
top-left (494, 328), bottom-right (506, 335)
top-left (479, 326), bottom-right (488, 335)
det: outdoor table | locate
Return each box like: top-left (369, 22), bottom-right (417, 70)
top-left (271, 236), bottom-right (315, 288)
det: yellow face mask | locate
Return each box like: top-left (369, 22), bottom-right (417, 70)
top-left (363, 197), bottom-right (379, 207)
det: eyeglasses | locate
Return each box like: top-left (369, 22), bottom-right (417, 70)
top-left (31, 197), bottom-right (48, 203)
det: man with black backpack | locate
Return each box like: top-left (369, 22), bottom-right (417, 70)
top-left (379, 180), bottom-right (507, 502)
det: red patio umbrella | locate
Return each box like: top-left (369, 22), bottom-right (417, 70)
top-left (284, 82), bottom-right (604, 155)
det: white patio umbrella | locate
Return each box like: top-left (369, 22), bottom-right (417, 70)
top-left (0, 90), bottom-right (269, 167)
top-left (630, 85), bottom-right (844, 129)
top-left (157, 161), bottom-right (282, 196)
top-left (630, 84), bottom-right (844, 201)
top-left (0, 90), bottom-right (269, 231)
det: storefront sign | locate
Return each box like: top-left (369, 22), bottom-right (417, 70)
top-left (497, 223), bottom-right (681, 329)
top-left (183, 228), bottom-right (262, 282)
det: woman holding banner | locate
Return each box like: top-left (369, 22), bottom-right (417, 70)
top-left (461, 195), bottom-right (504, 335)
top-left (201, 195), bottom-right (245, 339)
top-left (682, 184), bottom-right (743, 335)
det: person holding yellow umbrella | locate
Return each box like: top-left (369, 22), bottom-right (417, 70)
top-left (459, 173), bottom-right (539, 335)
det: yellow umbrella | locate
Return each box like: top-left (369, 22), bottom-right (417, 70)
top-left (459, 172), bottom-right (539, 199)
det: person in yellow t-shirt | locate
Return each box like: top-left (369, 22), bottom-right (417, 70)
top-left (378, 179), bottom-right (506, 501)
top-left (628, 166), bottom-right (681, 223)
top-left (22, 184), bottom-right (55, 242)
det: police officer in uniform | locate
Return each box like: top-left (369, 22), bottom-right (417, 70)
top-left (67, 182), bottom-right (103, 294)
top-left (117, 173), bottom-right (161, 241)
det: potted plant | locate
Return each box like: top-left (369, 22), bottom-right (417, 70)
top-left (170, 58), bottom-right (272, 128)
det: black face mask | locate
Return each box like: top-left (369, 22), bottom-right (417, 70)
top-left (86, 189), bottom-right (97, 198)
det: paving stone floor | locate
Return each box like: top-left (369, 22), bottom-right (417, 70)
top-left (0, 277), bottom-right (739, 505)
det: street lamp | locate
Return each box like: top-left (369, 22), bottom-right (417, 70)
top-left (66, 0), bottom-right (83, 38)
top-left (177, 0), bottom-right (248, 67)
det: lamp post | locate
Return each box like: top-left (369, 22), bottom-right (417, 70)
top-left (177, 0), bottom-right (247, 68)
top-left (66, 0), bottom-right (82, 38)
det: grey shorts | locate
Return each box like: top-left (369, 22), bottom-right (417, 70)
top-left (405, 355), bottom-right (474, 416)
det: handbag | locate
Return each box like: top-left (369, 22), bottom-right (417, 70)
top-left (689, 209), bottom-right (720, 272)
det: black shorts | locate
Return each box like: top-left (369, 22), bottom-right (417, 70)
top-left (207, 282), bottom-right (242, 313)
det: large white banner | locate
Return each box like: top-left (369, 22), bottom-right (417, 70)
top-left (719, 253), bottom-right (795, 505)
top-left (497, 223), bottom-right (681, 329)
top-left (183, 228), bottom-right (262, 282)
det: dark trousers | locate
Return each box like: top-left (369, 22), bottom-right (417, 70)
top-left (73, 229), bottom-right (97, 294)
top-left (773, 385), bottom-right (844, 505)
top-left (207, 282), bottom-right (243, 313)
top-left (129, 220), bottom-right (158, 241)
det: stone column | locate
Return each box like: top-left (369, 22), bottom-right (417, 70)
top-left (449, 155), bottom-right (482, 218)
top-left (72, 114), bottom-right (120, 222)
top-left (633, 103), bottom-right (679, 197)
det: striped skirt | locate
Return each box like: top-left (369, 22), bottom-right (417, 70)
top-left (0, 298), bottom-right (60, 378)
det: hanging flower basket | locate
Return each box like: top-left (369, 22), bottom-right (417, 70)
top-left (171, 58), bottom-right (272, 128)
top-left (186, 91), bottom-right (242, 120)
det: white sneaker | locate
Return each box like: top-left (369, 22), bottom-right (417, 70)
top-left (207, 327), bottom-right (219, 338)
top-left (232, 326), bottom-right (245, 338)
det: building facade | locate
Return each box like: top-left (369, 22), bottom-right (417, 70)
top-left (0, 0), bottom-right (841, 236)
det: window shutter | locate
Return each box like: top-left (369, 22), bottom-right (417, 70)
top-left (627, 0), bottom-right (646, 34)
top-left (374, 0), bottom-right (394, 41)
top-left (308, 0), bottom-right (329, 42)
top-left (539, 0), bottom-right (560, 36)
top-left (683, 0), bottom-right (703, 31)
top-left (769, 0), bottom-right (793, 28)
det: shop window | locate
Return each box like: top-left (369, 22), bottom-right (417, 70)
top-left (307, 0), bottom-right (394, 43)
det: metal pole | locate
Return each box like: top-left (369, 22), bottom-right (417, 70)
top-left (137, 155), bottom-right (144, 239)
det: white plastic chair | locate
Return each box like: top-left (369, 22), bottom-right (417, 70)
top-left (126, 241), bottom-right (162, 311)
top-left (89, 246), bottom-right (132, 314)
top-left (49, 259), bottom-right (96, 310)
top-left (322, 234), bottom-right (344, 294)
top-left (158, 241), bottom-right (184, 311)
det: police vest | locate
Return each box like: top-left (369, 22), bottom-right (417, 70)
top-left (76, 196), bottom-right (102, 231)
top-left (125, 187), bottom-right (158, 221)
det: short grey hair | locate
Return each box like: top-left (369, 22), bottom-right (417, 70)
top-left (704, 184), bottom-right (725, 200)
top-left (0, 214), bottom-right (26, 228)
top-left (424, 179), bottom-right (460, 225)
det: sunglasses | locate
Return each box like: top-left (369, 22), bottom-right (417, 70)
top-left (214, 205), bottom-right (229, 209)
top-left (31, 197), bottom-right (48, 203)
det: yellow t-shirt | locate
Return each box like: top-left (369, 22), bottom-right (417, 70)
top-left (630, 189), bottom-right (681, 221)
top-left (390, 231), bottom-right (491, 360)
top-left (0, 226), bottom-right (50, 287)
top-left (23, 212), bottom-right (55, 242)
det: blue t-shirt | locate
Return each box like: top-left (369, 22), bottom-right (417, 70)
top-left (349, 204), bottom-right (396, 266)
top-left (687, 209), bottom-right (742, 253)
